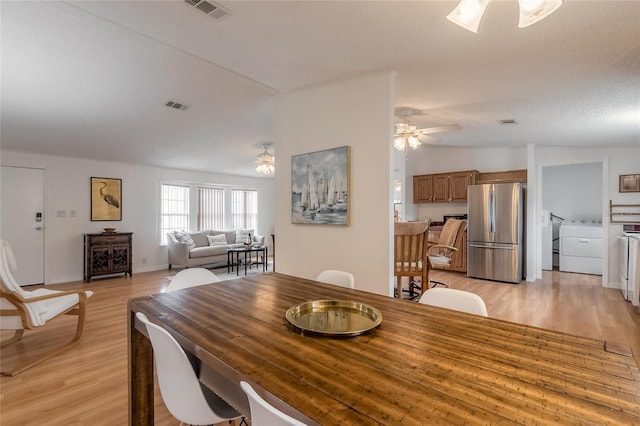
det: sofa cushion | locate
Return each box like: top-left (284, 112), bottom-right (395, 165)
top-left (236, 229), bottom-right (254, 244)
top-left (224, 231), bottom-right (237, 244)
top-left (207, 234), bottom-right (227, 246)
top-left (189, 231), bottom-right (210, 248)
top-left (189, 245), bottom-right (228, 258)
top-left (173, 231), bottom-right (195, 250)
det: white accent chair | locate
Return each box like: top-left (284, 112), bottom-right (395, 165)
top-left (166, 267), bottom-right (221, 292)
top-left (240, 381), bottom-right (307, 426)
top-left (135, 312), bottom-right (241, 425)
top-left (0, 239), bottom-right (93, 376)
top-left (315, 270), bottom-right (355, 289)
top-left (418, 288), bottom-right (488, 317)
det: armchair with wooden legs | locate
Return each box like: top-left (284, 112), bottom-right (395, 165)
top-left (0, 239), bottom-right (93, 376)
top-left (394, 221), bottom-right (429, 300)
top-left (427, 219), bottom-right (466, 288)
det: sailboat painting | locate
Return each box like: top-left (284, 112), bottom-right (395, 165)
top-left (291, 146), bottom-right (349, 225)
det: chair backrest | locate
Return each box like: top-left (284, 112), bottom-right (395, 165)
top-left (394, 221), bottom-right (429, 278)
top-left (315, 270), bottom-right (355, 289)
top-left (240, 381), bottom-right (307, 426)
top-left (136, 312), bottom-right (231, 425)
top-left (1, 239), bottom-right (42, 328)
top-left (166, 268), bottom-right (221, 292)
top-left (419, 288), bottom-right (488, 317)
top-left (0, 239), bottom-right (27, 297)
top-left (437, 219), bottom-right (465, 248)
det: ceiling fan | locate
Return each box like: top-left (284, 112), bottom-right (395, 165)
top-left (393, 108), bottom-right (461, 151)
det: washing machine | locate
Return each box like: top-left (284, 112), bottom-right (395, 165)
top-left (559, 222), bottom-right (603, 275)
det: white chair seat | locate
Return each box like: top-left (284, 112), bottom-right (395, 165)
top-left (315, 270), bottom-right (355, 289)
top-left (166, 268), bottom-right (221, 292)
top-left (427, 255), bottom-right (450, 267)
top-left (1, 288), bottom-right (93, 329)
top-left (240, 381), bottom-right (307, 426)
top-left (419, 288), bottom-right (488, 317)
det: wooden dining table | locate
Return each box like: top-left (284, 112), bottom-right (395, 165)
top-left (128, 273), bottom-right (640, 425)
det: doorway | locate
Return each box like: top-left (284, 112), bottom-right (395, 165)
top-left (0, 166), bottom-right (45, 285)
top-left (541, 161), bottom-right (604, 279)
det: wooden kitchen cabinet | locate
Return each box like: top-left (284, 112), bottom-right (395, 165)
top-left (413, 170), bottom-right (478, 203)
top-left (413, 174), bottom-right (435, 203)
top-left (428, 228), bottom-right (467, 273)
top-left (83, 232), bottom-right (133, 282)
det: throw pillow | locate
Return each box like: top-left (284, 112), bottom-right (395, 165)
top-left (190, 231), bottom-right (209, 248)
top-left (207, 234), bottom-right (227, 246)
top-left (173, 231), bottom-right (195, 250)
top-left (235, 229), bottom-right (254, 244)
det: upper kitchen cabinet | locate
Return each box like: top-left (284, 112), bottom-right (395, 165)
top-left (413, 170), bottom-right (478, 203)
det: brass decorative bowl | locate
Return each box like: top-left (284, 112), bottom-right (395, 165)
top-left (103, 228), bottom-right (116, 233)
top-left (285, 300), bottom-right (382, 337)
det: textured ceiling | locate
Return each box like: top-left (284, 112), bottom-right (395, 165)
top-left (2, 1), bottom-right (639, 176)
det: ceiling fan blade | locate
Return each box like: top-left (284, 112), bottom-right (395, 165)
top-left (417, 134), bottom-right (440, 144)
top-left (417, 124), bottom-right (461, 134)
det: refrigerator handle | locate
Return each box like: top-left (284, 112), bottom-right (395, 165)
top-left (489, 185), bottom-right (496, 234)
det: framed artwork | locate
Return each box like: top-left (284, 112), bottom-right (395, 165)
top-left (619, 174), bottom-right (640, 193)
top-left (91, 177), bottom-right (122, 221)
top-left (291, 146), bottom-right (350, 225)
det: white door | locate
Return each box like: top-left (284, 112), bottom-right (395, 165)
top-left (0, 166), bottom-right (45, 285)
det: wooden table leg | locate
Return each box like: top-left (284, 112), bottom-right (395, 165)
top-left (128, 309), bottom-right (154, 426)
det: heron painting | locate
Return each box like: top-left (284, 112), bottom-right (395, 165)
top-left (91, 177), bottom-right (122, 221)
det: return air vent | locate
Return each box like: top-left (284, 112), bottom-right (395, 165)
top-left (183, 0), bottom-right (230, 21)
top-left (165, 100), bottom-right (191, 111)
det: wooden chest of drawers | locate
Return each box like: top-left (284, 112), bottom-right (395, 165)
top-left (83, 232), bottom-right (133, 282)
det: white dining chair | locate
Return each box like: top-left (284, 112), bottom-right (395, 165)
top-left (418, 288), bottom-right (488, 317)
top-left (315, 269), bottom-right (355, 289)
top-left (135, 312), bottom-right (241, 425)
top-left (166, 267), bottom-right (221, 292)
top-left (240, 381), bottom-right (307, 426)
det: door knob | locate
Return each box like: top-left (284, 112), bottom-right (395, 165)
top-left (35, 226), bottom-right (42, 230)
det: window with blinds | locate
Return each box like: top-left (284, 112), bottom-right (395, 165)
top-left (232, 189), bottom-right (258, 230)
top-left (197, 187), bottom-right (224, 231)
top-left (160, 184), bottom-right (190, 245)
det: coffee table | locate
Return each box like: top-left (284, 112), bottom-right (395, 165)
top-left (227, 246), bottom-right (268, 276)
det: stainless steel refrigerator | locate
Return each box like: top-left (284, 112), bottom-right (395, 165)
top-left (467, 183), bottom-right (525, 283)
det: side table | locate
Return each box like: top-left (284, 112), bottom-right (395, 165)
top-left (227, 246), bottom-right (268, 276)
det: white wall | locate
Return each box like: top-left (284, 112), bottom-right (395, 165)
top-left (405, 146), bottom-right (527, 222)
top-left (274, 72), bottom-right (395, 296)
top-left (0, 149), bottom-right (275, 284)
top-left (543, 162), bottom-right (603, 222)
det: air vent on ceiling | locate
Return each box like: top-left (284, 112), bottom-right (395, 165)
top-left (183, 0), bottom-right (230, 21)
top-left (499, 119), bottom-right (518, 125)
top-left (165, 100), bottom-right (191, 111)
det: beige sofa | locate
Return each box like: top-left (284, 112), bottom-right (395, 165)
top-left (167, 229), bottom-right (264, 270)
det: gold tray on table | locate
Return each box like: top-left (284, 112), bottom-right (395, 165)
top-left (285, 300), bottom-right (382, 337)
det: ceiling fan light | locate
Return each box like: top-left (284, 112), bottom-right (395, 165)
top-left (407, 136), bottom-right (421, 149)
top-left (394, 136), bottom-right (407, 151)
top-left (518, 0), bottom-right (563, 28)
top-left (446, 0), bottom-right (490, 33)
top-left (255, 144), bottom-right (275, 175)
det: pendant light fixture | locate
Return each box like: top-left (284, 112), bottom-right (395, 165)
top-left (255, 143), bottom-right (275, 175)
top-left (447, 0), bottom-right (563, 33)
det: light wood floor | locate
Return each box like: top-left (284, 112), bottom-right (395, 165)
top-left (1, 269), bottom-right (639, 425)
